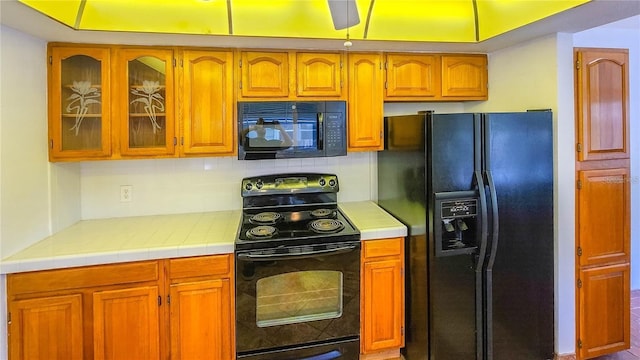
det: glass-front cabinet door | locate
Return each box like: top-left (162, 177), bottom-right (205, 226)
top-left (117, 48), bottom-right (176, 157)
top-left (48, 46), bottom-right (111, 161)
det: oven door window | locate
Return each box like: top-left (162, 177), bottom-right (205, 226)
top-left (256, 270), bottom-right (342, 327)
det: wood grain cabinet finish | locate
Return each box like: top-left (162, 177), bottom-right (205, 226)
top-left (48, 45), bottom-right (112, 161)
top-left (93, 286), bottom-right (161, 360)
top-left (6, 255), bottom-right (234, 360)
top-left (179, 50), bottom-right (235, 157)
top-left (385, 53), bottom-right (440, 99)
top-left (9, 294), bottom-right (84, 360)
top-left (116, 47), bottom-right (177, 158)
top-left (575, 48), bottom-right (629, 162)
top-left (239, 51), bottom-right (289, 98)
top-left (347, 52), bottom-right (384, 151)
top-left (577, 263), bottom-right (630, 359)
top-left (361, 238), bottom-right (405, 355)
top-left (441, 54), bottom-right (488, 99)
top-left (296, 52), bottom-right (344, 98)
top-left (577, 167), bottom-right (630, 267)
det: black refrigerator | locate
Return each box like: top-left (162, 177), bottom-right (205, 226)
top-left (377, 111), bottom-right (554, 360)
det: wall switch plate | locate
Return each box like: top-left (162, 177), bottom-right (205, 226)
top-left (120, 185), bottom-right (133, 202)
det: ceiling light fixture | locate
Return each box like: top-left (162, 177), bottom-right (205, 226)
top-left (328, 0), bottom-right (359, 48)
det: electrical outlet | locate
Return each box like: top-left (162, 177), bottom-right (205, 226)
top-left (120, 185), bottom-right (133, 202)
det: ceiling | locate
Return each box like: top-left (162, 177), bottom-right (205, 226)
top-left (16, 0), bottom-right (592, 43)
top-left (1, 0), bottom-right (639, 52)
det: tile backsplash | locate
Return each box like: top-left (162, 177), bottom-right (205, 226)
top-left (80, 152), bottom-right (376, 219)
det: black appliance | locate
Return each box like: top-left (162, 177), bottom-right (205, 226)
top-left (377, 111), bottom-right (554, 360)
top-left (235, 173), bottom-right (361, 360)
top-left (238, 101), bottom-right (347, 160)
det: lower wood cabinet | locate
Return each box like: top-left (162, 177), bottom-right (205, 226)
top-left (361, 237), bottom-right (405, 356)
top-left (6, 254), bottom-right (234, 360)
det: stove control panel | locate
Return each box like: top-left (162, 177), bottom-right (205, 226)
top-left (241, 173), bottom-right (339, 197)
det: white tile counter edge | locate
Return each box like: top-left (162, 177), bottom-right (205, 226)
top-left (1, 201), bottom-right (406, 274)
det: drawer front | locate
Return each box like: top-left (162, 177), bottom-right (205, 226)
top-left (363, 238), bottom-right (403, 259)
top-left (169, 254), bottom-right (232, 280)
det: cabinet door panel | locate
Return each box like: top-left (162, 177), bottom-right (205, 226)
top-left (575, 48), bottom-right (629, 161)
top-left (362, 258), bottom-right (404, 353)
top-left (347, 53), bottom-right (384, 151)
top-left (578, 263), bottom-right (630, 359)
top-left (296, 52), bottom-right (343, 97)
top-left (441, 55), bottom-right (487, 98)
top-left (49, 46), bottom-right (111, 160)
top-left (181, 50), bottom-right (235, 156)
top-left (385, 54), bottom-right (439, 98)
top-left (170, 279), bottom-right (233, 360)
top-left (241, 51), bottom-right (289, 98)
top-left (577, 168), bottom-right (630, 267)
top-left (9, 294), bottom-right (83, 360)
top-left (117, 48), bottom-right (176, 157)
top-left (93, 286), bottom-right (160, 360)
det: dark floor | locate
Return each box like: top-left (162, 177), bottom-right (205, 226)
top-left (591, 289), bottom-right (640, 360)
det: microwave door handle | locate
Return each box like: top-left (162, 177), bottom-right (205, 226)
top-left (237, 244), bottom-right (357, 261)
top-left (317, 113), bottom-right (324, 150)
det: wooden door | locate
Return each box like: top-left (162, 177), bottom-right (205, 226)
top-left (48, 45), bottom-right (111, 161)
top-left (441, 54), bottom-right (487, 99)
top-left (361, 238), bottom-right (405, 354)
top-left (385, 54), bottom-right (439, 99)
top-left (117, 48), bottom-right (176, 157)
top-left (180, 50), bottom-right (235, 156)
top-left (577, 263), bottom-right (630, 359)
top-left (93, 286), bottom-right (161, 360)
top-left (575, 48), bottom-right (629, 161)
top-left (296, 52), bottom-right (343, 98)
top-left (347, 53), bottom-right (384, 151)
top-left (577, 168), bottom-right (630, 267)
top-left (9, 294), bottom-right (83, 360)
top-left (169, 279), bottom-right (233, 360)
top-left (240, 51), bottom-right (289, 98)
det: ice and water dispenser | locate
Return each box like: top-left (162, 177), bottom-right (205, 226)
top-left (434, 190), bottom-right (480, 257)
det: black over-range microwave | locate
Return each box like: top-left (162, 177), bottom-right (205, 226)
top-left (237, 101), bottom-right (347, 160)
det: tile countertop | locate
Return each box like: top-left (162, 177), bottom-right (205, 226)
top-left (0, 201), bottom-right (407, 274)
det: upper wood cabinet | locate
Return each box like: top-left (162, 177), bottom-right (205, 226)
top-left (48, 46), bottom-right (112, 161)
top-left (441, 54), bottom-right (488, 99)
top-left (385, 54), bottom-right (440, 99)
top-left (116, 48), bottom-right (177, 158)
top-left (179, 50), bottom-right (235, 157)
top-left (361, 238), bottom-right (405, 355)
top-left (575, 48), bottom-right (629, 162)
top-left (296, 52), bottom-right (343, 97)
top-left (347, 52), bottom-right (384, 151)
top-left (238, 50), bottom-right (345, 100)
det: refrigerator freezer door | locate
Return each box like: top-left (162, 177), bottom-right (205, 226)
top-left (483, 112), bottom-right (554, 360)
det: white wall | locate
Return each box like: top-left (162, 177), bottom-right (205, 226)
top-left (572, 25), bottom-right (640, 291)
top-left (0, 25), bottom-right (48, 360)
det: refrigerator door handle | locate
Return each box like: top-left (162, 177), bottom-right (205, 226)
top-left (484, 169), bottom-right (500, 360)
top-left (473, 170), bottom-right (489, 360)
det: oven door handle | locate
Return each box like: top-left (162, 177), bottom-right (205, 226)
top-left (237, 244), bottom-right (358, 261)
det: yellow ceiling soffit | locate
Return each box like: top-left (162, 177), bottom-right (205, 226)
top-left (19, 0), bottom-right (591, 43)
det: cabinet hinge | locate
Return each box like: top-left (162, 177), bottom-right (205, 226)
top-left (239, 59), bottom-right (242, 68)
top-left (180, 137), bottom-right (184, 146)
top-left (50, 139), bottom-right (54, 149)
top-left (173, 137), bottom-right (177, 146)
top-left (239, 81), bottom-right (242, 89)
top-left (7, 312), bottom-right (11, 325)
top-left (180, 59), bottom-right (183, 67)
top-left (158, 295), bottom-right (162, 306)
top-left (577, 247), bottom-right (582, 256)
top-left (577, 339), bottom-right (583, 349)
top-left (577, 180), bottom-right (582, 190)
top-left (173, 58), bottom-right (176, 67)
top-left (401, 326), bottom-right (405, 336)
top-left (167, 295), bottom-right (171, 305)
top-left (48, 56), bottom-right (53, 65)
top-left (576, 143), bottom-right (582, 152)
top-left (577, 279), bottom-right (582, 288)
top-left (384, 81), bottom-right (388, 89)
top-left (384, 61), bottom-right (388, 70)
top-left (575, 60), bottom-right (581, 70)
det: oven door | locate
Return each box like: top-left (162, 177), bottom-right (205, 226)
top-left (235, 241), bottom-right (360, 357)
